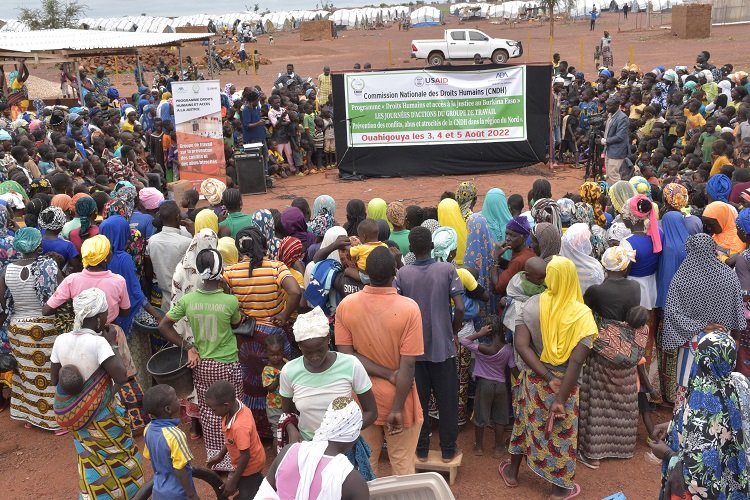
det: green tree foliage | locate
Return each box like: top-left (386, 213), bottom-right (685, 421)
top-left (18, 0), bottom-right (88, 30)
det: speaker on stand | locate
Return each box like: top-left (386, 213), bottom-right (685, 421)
top-left (235, 143), bottom-right (268, 194)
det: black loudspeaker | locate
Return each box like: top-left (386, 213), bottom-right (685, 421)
top-left (235, 152), bottom-right (267, 195)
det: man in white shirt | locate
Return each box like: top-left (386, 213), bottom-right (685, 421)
top-left (147, 200), bottom-right (192, 309)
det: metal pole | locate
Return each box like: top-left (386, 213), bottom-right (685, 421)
top-left (75, 58), bottom-right (85, 105)
top-left (135, 50), bottom-right (142, 87)
top-left (178, 45), bottom-right (184, 80)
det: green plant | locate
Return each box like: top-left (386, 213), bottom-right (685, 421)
top-left (18, 0), bottom-right (88, 30)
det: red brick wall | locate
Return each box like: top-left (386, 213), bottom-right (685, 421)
top-left (672, 4), bottom-right (711, 39)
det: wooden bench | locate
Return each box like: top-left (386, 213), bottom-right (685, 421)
top-left (414, 450), bottom-right (463, 486)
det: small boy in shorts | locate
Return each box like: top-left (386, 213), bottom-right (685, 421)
top-left (142, 384), bottom-right (198, 500)
top-left (321, 110), bottom-right (336, 167)
top-left (349, 218), bottom-right (387, 272)
top-left (262, 335), bottom-right (286, 450)
top-left (460, 315), bottom-right (516, 458)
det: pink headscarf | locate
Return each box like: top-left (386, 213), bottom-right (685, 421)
top-left (628, 194), bottom-right (662, 253)
top-left (138, 187), bottom-right (164, 210)
top-left (29, 119), bottom-right (44, 133)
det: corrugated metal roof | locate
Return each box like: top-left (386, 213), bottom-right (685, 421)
top-left (0, 28), bottom-right (210, 53)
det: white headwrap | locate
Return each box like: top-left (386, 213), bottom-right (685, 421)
top-left (303, 226), bottom-right (348, 289)
top-left (293, 397), bottom-right (360, 500)
top-left (431, 226), bottom-right (458, 261)
top-left (198, 248), bottom-right (224, 281)
top-left (606, 220), bottom-right (632, 244)
top-left (73, 288), bottom-right (109, 331)
top-left (560, 223), bottom-right (605, 293)
top-left (601, 245), bottom-right (637, 272)
top-left (293, 307), bottom-right (330, 343)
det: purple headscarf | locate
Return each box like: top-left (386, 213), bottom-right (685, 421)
top-left (281, 207), bottom-right (316, 250)
top-left (506, 216), bottom-right (531, 237)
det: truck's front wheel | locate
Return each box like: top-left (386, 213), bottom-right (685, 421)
top-left (492, 50), bottom-right (509, 64)
top-left (428, 52), bottom-right (445, 66)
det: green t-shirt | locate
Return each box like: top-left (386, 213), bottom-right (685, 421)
top-left (390, 229), bottom-right (410, 256)
top-left (219, 212), bottom-right (254, 238)
top-left (303, 113), bottom-right (315, 133)
top-left (700, 132), bottom-right (718, 164)
top-left (167, 288), bottom-right (241, 363)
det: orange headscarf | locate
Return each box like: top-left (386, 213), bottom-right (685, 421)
top-left (51, 194), bottom-right (74, 213)
top-left (703, 202), bottom-right (746, 256)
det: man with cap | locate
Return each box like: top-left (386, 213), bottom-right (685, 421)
top-left (602, 96), bottom-right (630, 183)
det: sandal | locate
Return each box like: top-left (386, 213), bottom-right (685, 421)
top-left (498, 460), bottom-right (518, 488)
top-left (549, 483), bottom-right (581, 500)
top-left (577, 454), bottom-right (600, 470)
top-left (55, 429), bottom-right (69, 437)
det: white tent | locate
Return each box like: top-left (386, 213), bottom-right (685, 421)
top-left (488, 2), bottom-right (540, 19)
top-left (331, 9), bottom-right (359, 27)
top-left (410, 6), bottom-right (444, 26)
top-left (0, 20), bottom-right (30, 32)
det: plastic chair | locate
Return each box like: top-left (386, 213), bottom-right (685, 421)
top-left (368, 472), bottom-right (456, 500)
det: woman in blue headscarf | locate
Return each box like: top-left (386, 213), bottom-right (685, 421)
top-left (707, 174), bottom-right (732, 203)
top-left (656, 212), bottom-right (689, 309)
top-left (464, 209), bottom-right (496, 315)
top-left (482, 188), bottom-right (513, 244)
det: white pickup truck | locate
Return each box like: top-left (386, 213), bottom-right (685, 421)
top-left (411, 29), bottom-right (523, 65)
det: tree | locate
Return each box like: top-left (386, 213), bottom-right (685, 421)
top-left (18, 0), bottom-right (88, 30)
top-left (253, 3), bottom-right (259, 12)
top-left (539, 0), bottom-right (564, 38)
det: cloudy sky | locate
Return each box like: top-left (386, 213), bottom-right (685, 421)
top-left (4, 0), bottom-right (377, 18)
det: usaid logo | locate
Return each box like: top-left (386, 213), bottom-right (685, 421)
top-left (415, 76), bottom-right (448, 86)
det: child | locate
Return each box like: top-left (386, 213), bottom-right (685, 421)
top-left (143, 385), bottom-right (199, 500)
top-left (321, 110), bottom-right (336, 168)
top-left (698, 117), bottom-right (719, 164)
top-left (460, 315), bottom-right (516, 458)
top-left (312, 117), bottom-right (325, 170)
top-left (262, 335), bottom-right (286, 449)
top-left (206, 380), bottom-right (266, 499)
top-left (349, 218), bottom-right (387, 272)
top-left (502, 257), bottom-right (547, 335)
top-left (180, 188), bottom-right (200, 221)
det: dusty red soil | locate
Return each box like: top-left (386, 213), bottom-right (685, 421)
top-left (0, 402), bottom-right (667, 499)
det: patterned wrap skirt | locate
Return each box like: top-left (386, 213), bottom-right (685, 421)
top-left (193, 358), bottom-right (243, 472)
top-left (8, 316), bottom-right (59, 430)
top-left (509, 367), bottom-right (579, 490)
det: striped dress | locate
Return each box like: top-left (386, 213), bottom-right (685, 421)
top-left (224, 258), bottom-right (295, 438)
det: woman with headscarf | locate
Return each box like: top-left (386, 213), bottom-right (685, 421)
top-left (629, 176), bottom-right (652, 199)
top-left (437, 198), bottom-right (468, 265)
top-left (200, 177), bottom-right (226, 211)
top-left (0, 227), bottom-right (60, 432)
top-left (560, 223), bottom-right (606, 294)
top-left (252, 208), bottom-right (281, 260)
top-left (103, 199), bottom-right (146, 278)
top-left (258, 396), bottom-right (370, 499)
top-left (531, 222), bottom-right (561, 263)
top-left (281, 207), bottom-right (316, 251)
top-left (158, 248), bottom-right (244, 472)
top-left (656, 212), bottom-right (689, 310)
top-left (650, 331), bottom-right (749, 500)
top-left (111, 180), bottom-right (137, 217)
top-left (578, 246), bottom-right (644, 468)
top-left (662, 234), bottom-right (745, 410)
top-left (455, 181), bottom-right (478, 221)
top-left (68, 195), bottom-right (100, 253)
top-left (490, 216), bottom-right (535, 297)
top-left (464, 208), bottom-right (495, 315)
top-left (366, 198), bottom-right (389, 226)
top-left (703, 201), bottom-right (745, 261)
top-left (279, 236), bottom-right (305, 286)
top-left (609, 180), bottom-right (636, 215)
top-left (572, 202), bottom-right (608, 260)
top-left (557, 198), bottom-right (575, 232)
top-left (375, 219), bottom-right (390, 242)
top-left (50, 288), bottom-right (145, 497)
top-left (707, 173), bottom-right (732, 203)
top-left (277, 309), bottom-right (377, 479)
top-left (531, 198), bottom-right (562, 235)
top-left (482, 188), bottom-right (513, 244)
top-left (223, 226), bottom-right (302, 438)
top-left (0, 205), bottom-right (17, 351)
top-left (501, 256), bottom-right (597, 500)
top-left (312, 194), bottom-right (336, 221)
top-left (620, 195), bottom-right (662, 308)
top-left (734, 209), bottom-right (750, 291)
top-left (580, 181), bottom-right (607, 227)
top-left (217, 236), bottom-right (239, 268)
top-left (194, 208), bottom-right (219, 234)
top-left (343, 199), bottom-right (367, 237)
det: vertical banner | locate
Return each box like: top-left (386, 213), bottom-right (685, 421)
top-left (172, 80), bottom-right (226, 185)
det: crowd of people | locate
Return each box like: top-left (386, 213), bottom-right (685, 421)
top-left (1, 35), bottom-right (750, 500)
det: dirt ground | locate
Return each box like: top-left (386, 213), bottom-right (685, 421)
top-left (0, 401), bottom-right (667, 500)
top-left (24, 11), bottom-right (750, 98)
top-left (1, 11), bottom-right (722, 499)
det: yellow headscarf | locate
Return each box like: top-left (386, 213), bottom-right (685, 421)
top-left (217, 236), bottom-right (239, 267)
top-left (539, 256), bottom-right (598, 365)
top-left (367, 198), bottom-right (391, 229)
top-left (437, 198), bottom-right (468, 265)
top-left (195, 209), bottom-right (219, 233)
top-left (81, 234), bottom-right (111, 268)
